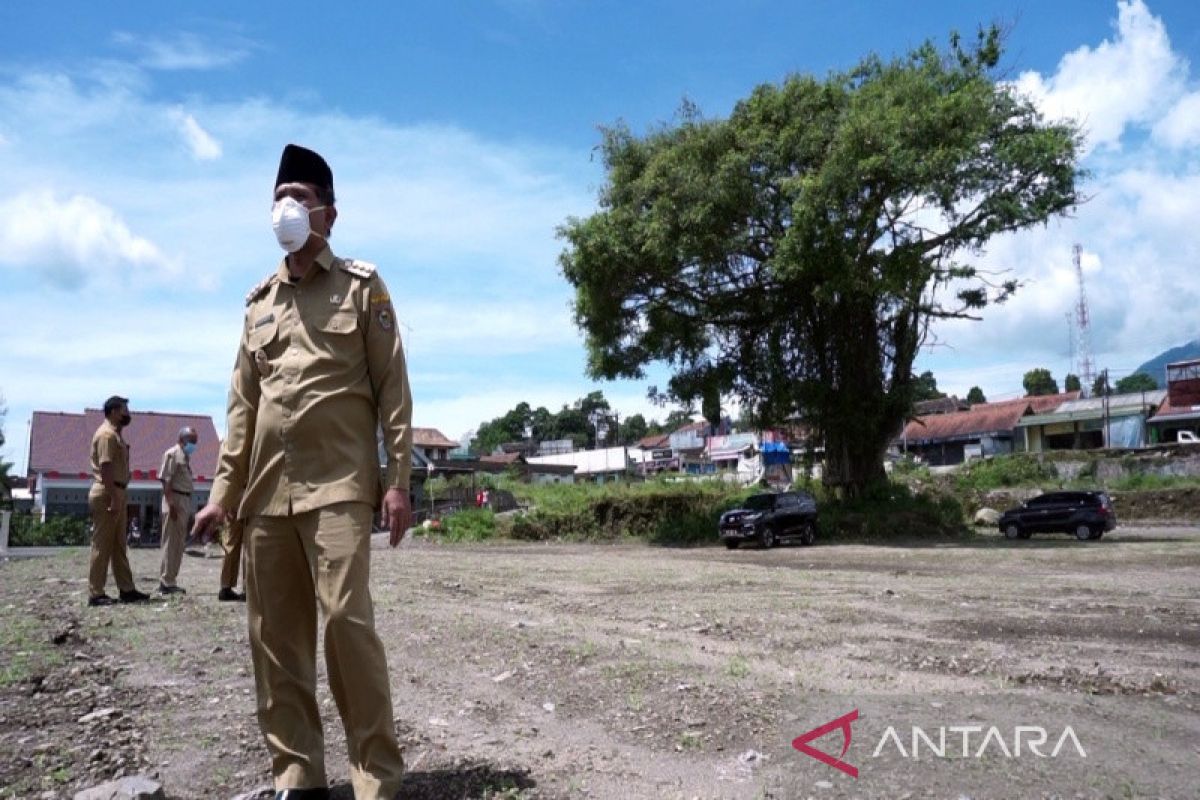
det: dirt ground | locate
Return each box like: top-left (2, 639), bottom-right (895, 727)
top-left (1, 525), bottom-right (1197, 800)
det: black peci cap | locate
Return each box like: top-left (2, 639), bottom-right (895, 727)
top-left (275, 144), bottom-right (333, 196)
top-left (103, 395), bottom-right (129, 416)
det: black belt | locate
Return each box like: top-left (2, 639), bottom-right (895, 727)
top-left (114, 481), bottom-right (128, 489)
top-left (173, 491), bottom-right (192, 496)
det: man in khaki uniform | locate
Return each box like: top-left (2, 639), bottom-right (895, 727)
top-left (217, 519), bottom-right (246, 602)
top-left (193, 144), bottom-right (412, 800)
top-left (157, 426), bottom-right (197, 594)
top-left (87, 396), bottom-right (150, 606)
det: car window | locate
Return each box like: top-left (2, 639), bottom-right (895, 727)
top-left (744, 495), bottom-right (776, 511)
top-left (1027, 495), bottom-right (1056, 507)
top-left (778, 494), bottom-right (796, 508)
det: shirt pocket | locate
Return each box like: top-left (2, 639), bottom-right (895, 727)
top-left (319, 311), bottom-right (359, 335)
top-left (248, 321), bottom-right (281, 377)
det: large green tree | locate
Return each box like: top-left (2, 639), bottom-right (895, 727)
top-left (1115, 372), bottom-right (1157, 393)
top-left (1064, 373), bottom-right (1082, 392)
top-left (559, 29), bottom-right (1082, 497)
top-left (1023, 368), bottom-right (1059, 396)
top-left (966, 386), bottom-right (987, 404)
top-left (912, 371), bottom-right (947, 402)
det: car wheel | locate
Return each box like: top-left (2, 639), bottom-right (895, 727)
top-left (1074, 523), bottom-right (1094, 541)
top-left (1003, 523), bottom-right (1022, 540)
top-left (724, 541), bottom-right (739, 550)
top-left (761, 527), bottom-right (775, 549)
top-left (800, 521), bottom-right (815, 546)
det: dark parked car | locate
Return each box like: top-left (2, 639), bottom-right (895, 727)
top-left (719, 491), bottom-right (818, 549)
top-left (997, 491), bottom-right (1116, 541)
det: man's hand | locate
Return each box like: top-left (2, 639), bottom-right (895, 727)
top-left (191, 503), bottom-right (229, 544)
top-left (381, 488), bottom-right (412, 548)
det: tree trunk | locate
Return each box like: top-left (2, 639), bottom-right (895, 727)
top-left (820, 291), bottom-right (890, 499)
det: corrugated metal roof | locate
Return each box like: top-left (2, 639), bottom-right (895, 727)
top-left (29, 409), bottom-right (221, 480)
top-left (1017, 390), bottom-right (1166, 427)
top-left (901, 392), bottom-right (1078, 444)
top-left (1149, 393), bottom-right (1200, 422)
top-left (527, 446), bottom-right (629, 475)
top-left (412, 427), bottom-right (459, 448)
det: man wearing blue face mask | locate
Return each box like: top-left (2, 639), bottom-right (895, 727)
top-left (158, 426), bottom-right (197, 594)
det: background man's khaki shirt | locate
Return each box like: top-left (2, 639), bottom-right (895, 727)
top-left (159, 444), bottom-right (194, 495)
top-left (89, 420), bottom-right (130, 493)
top-left (210, 247), bottom-right (413, 519)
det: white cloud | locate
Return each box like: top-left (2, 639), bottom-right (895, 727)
top-left (168, 108), bottom-right (222, 160)
top-left (112, 31), bottom-right (251, 71)
top-left (921, 1), bottom-right (1200, 400)
top-left (0, 190), bottom-right (182, 287)
top-left (1011, 0), bottom-right (1184, 152)
top-left (1153, 90), bottom-right (1200, 149)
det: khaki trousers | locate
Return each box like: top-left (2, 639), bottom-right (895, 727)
top-left (220, 520), bottom-right (244, 589)
top-left (87, 489), bottom-right (134, 598)
top-left (246, 502), bottom-right (404, 799)
top-left (158, 498), bottom-right (189, 587)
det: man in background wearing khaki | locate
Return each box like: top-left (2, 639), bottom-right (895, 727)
top-left (158, 426), bottom-right (197, 595)
top-left (87, 395), bottom-right (150, 607)
top-left (193, 144), bottom-right (412, 800)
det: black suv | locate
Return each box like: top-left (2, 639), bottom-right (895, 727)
top-left (719, 491), bottom-right (818, 549)
top-left (997, 491), bottom-right (1117, 541)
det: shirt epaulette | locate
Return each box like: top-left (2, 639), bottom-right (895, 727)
top-left (339, 258), bottom-right (377, 279)
top-left (245, 274), bottom-right (276, 306)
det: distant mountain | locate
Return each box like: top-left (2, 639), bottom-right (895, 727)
top-left (1133, 339), bottom-right (1200, 386)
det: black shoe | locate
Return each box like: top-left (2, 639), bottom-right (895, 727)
top-left (119, 589), bottom-right (151, 603)
top-left (158, 584), bottom-right (187, 595)
top-left (218, 587), bottom-right (246, 602)
top-left (88, 594), bottom-right (116, 607)
top-left (274, 789), bottom-right (330, 800)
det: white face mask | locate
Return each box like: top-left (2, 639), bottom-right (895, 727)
top-left (271, 196), bottom-right (325, 253)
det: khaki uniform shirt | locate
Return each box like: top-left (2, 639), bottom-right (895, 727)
top-left (160, 444), bottom-right (194, 502)
top-left (210, 246), bottom-right (412, 519)
top-left (89, 420), bottom-right (130, 496)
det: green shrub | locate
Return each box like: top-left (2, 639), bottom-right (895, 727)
top-left (8, 514), bottom-right (90, 546)
top-left (953, 455), bottom-right (1057, 491)
top-left (819, 483), bottom-right (969, 539)
top-left (439, 508), bottom-right (497, 542)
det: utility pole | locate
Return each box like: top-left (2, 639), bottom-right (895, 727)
top-left (1101, 369), bottom-right (1110, 448)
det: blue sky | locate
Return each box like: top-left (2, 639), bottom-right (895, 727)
top-left (2, 1), bottom-right (1199, 470)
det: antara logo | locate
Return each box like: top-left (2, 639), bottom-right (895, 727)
top-left (793, 710), bottom-right (1087, 778)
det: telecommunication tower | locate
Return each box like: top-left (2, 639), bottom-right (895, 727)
top-left (1072, 244), bottom-right (1095, 394)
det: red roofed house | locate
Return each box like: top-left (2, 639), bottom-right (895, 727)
top-left (412, 427), bottom-right (459, 462)
top-left (26, 409), bottom-right (221, 539)
top-left (899, 393), bottom-right (1079, 466)
top-left (1147, 359), bottom-right (1200, 443)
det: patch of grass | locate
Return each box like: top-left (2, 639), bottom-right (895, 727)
top-left (677, 730), bottom-right (703, 750)
top-left (1108, 473), bottom-right (1200, 491)
top-left (726, 655), bottom-right (750, 679)
top-left (0, 614), bottom-right (60, 686)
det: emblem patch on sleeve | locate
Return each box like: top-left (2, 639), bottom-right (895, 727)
top-left (376, 307), bottom-right (395, 332)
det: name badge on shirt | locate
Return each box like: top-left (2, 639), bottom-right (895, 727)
top-left (254, 313), bottom-right (275, 329)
